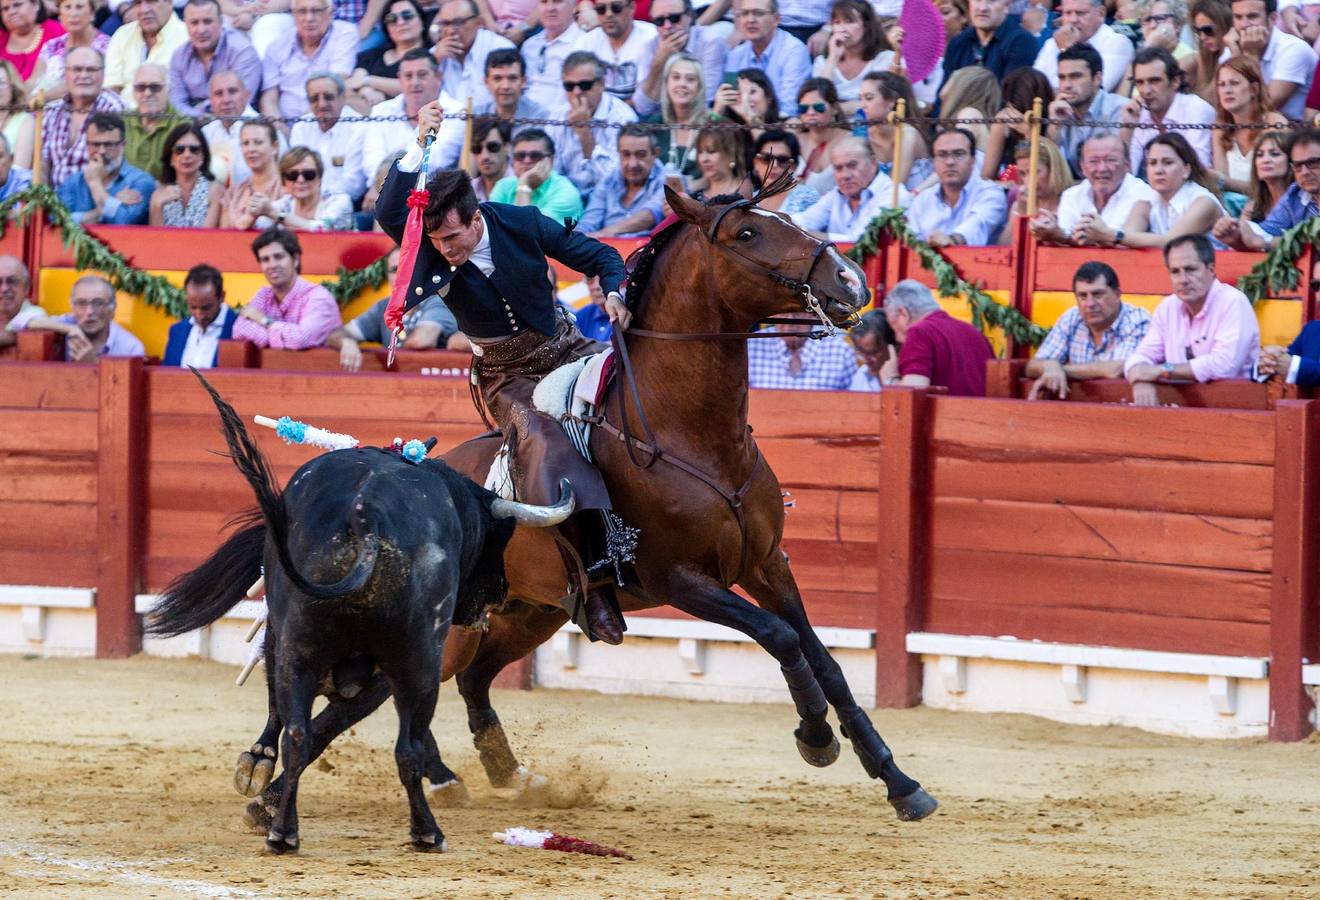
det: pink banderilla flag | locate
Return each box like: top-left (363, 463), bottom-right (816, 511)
top-left (383, 146), bottom-right (434, 365)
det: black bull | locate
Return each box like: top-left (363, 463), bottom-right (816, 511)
top-left (147, 374), bottom-right (573, 853)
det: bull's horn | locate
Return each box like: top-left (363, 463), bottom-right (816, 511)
top-left (491, 478), bottom-right (576, 527)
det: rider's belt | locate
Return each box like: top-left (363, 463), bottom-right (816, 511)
top-left (472, 309), bottom-right (579, 376)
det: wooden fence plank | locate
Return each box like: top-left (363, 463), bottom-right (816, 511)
top-left (0, 458), bottom-right (97, 504)
top-left (932, 497), bottom-right (1272, 572)
top-left (931, 396), bottom-right (1275, 465)
top-left (0, 410), bottom-right (98, 452)
top-left (933, 455), bottom-right (1274, 519)
top-left (0, 363), bottom-right (99, 409)
top-left (96, 358), bottom-right (145, 658)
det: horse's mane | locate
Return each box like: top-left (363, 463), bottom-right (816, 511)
top-left (623, 172), bottom-right (795, 314)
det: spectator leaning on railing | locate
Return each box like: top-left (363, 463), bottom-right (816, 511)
top-left (26, 274), bottom-right (146, 362)
top-left (162, 263), bottom-right (237, 367)
top-left (230, 227), bottom-right (342, 349)
top-left (1123, 233), bottom-right (1259, 406)
top-left (880, 279), bottom-right (994, 397)
top-left (747, 311), bottom-right (858, 391)
top-left (0, 255), bottom-right (44, 348)
top-left (1026, 261), bottom-right (1151, 400)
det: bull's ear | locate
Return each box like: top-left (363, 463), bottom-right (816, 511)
top-left (665, 186), bottom-right (711, 228)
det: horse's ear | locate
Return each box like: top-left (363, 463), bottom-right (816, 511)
top-left (665, 186), bottom-right (711, 228)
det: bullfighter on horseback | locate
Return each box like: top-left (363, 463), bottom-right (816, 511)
top-left (377, 100), bottom-right (631, 645)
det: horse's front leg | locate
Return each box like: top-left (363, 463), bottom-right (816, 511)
top-left (740, 549), bottom-right (938, 822)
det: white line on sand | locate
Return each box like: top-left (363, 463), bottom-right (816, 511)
top-left (0, 841), bottom-right (287, 899)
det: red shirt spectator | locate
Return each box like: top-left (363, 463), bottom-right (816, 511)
top-left (881, 279), bottom-right (995, 397)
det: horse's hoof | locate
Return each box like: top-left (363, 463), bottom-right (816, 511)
top-left (428, 778), bottom-right (472, 808)
top-left (411, 832), bottom-right (449, 853)
top-left (889, 787), bottom-right (939, 822)
top-left (796, 733), bottom-right (840, 768)
top-left (234, 749), bottom-right (276, 797)
top-left (264, 830), bottom-right (300, 854)
top-left (243, 800), bottom-right (274, 833)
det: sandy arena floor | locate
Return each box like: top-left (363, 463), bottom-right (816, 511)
top-left (0, 656), bottom-right (1317, 899)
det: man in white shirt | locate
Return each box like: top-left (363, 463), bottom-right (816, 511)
top-left (521, 0), bottom-right (585, 109)
top-left (574, 0), bottom-right (659, 106)
top-left (791, 136), bottom-right (907, 241)
top-left (201, 70), bottom-right (282, 185)
top-left (289, 73), bottom-right (368, 202)
top-left (907, 128), bottom-right (1009, 246)
top-left (1119, 47), bottom-right (1216, 173)
top-left (635, 0), bottom-right (726, 115)
top-left (432, 0), bottom-right (516, 109)
top-left (1230, 0), bottom-right (1315, 120)
top-left (547, 50), bottom-right (639, 192)
top-left (164, 265), bottom-right (236, 368)
top-left (1032, 132), bottom-right (1159, 243)
top-left (361, 48), bottom-right (465, 191)
top-left (1033, 0), bottom-right (1132, 93)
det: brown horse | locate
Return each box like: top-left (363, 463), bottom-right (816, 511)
top-left (438, 188), bottom-right (938, 822)
top-left (233, 187), bottom-right (937, 827)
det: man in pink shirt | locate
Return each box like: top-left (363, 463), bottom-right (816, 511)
top-left (231, 228), bottom-right (341, 349)
top-left (1124, 234), bottom-right (1260, 406)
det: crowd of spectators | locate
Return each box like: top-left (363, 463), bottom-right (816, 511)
top-left (0, 0), bottom-right (1313, 397)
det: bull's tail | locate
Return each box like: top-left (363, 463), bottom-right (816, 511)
top-left (146, 510), bottom-right (265, 637)
top-left (191, 369), bottom-right (380, 602)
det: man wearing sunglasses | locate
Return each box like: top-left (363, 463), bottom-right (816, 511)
top-left (378, 103), bottom-right (634, 645)
top-left (723, 0), bottom-right (811, 119)
top-left (1214, 128), bottom-right (1320, 251)
top-left (547, 50), bottom-right (639, 192)
top-left (576, 0), bottom-right (658, 106)
top-left (169, 0), bottom-right (261, 117)
top-left (432, 0), bottom-right (516, 109)
top-left (488, 128), bottom-right (583, 225)
top-left (124, 64), bottom-right (187, 181)
top-left (521, 0), bottom-right (585, 110)
top-left (290, 72), bottom-right (368, 202)
top-left (55, 112), bottom-right (156, 225)
top-left (634, 0), bottom-right (726, 116)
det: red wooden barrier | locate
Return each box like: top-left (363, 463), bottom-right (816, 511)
top-left (985, 359), bottom-right (1307, 408)
top-left (96, 357), bottom-right (146, 658)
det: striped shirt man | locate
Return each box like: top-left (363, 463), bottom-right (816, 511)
top-left (40, 91), bottom-right (126, 188)
top-left (1035, 303), bottom-right (1151, 365)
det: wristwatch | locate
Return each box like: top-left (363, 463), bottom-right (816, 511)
top-left (1160, 362), bottom-right (1175, 379)
top-left (1113, 228), bottom-right (1125, 245)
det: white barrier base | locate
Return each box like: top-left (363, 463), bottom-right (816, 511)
top-left (0, 586), bottom-right (97, 657)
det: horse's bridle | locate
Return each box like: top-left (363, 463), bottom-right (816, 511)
top-left (624, 198), bottom-right (860, 343)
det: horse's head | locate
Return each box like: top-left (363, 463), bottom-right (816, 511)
top-left (665, 186), bottom-right (868, 331)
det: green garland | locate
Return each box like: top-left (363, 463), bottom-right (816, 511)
top-left (0, 185), bottom-right (389, 315)
top-left (846, 208), bottom-right (1048, 347)
top-left (1236, 215), bottom-right (1320, 303)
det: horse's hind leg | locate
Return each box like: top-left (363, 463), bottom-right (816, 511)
top-left (741, 551), bottom-right (937, 822)
top-left (455, 599), bottom-right (568, 789)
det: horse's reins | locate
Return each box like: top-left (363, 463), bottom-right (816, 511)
top-left (591, 199), bottom-right (855, 584)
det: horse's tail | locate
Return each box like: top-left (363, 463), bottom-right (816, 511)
top-left (191, 369), bottom-right (379, 602)
top-left (145, 511), bottom-right (265, 637)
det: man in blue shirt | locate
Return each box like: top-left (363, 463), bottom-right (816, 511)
top-left (55, 112), bottom-right (155, 225)
top-left (0, 134), bottom-right (31, 204)
top-left (723, 0), bottom-right (811, 115)
top-left (577, 124), bottom-right (667, 237)
top-left (940, 0), bottom-right (1037, 91)
top-left (1214, 128), bottom-right (1320, 252)
top-left (907, 128), bottom-right (1008, 246)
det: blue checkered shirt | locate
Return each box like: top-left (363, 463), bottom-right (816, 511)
top-left (1035, 303), bottom-right (1151, 365)
top-left (747, 333), bottom-right (858, 391)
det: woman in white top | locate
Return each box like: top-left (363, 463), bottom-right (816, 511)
top-left (858, 71), bottom-right (931, 192)
top-left (1109, 133), bottom-right (1224, 248)
top-left (1213, 56), bottom-right (1287, 197)
top-left (812, 0), bottom-right (895, 108)
top-left (256, 147), bottom-right (353, 232)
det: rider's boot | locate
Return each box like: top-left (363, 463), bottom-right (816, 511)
top-left (556, 516), bottom-right (625, 645)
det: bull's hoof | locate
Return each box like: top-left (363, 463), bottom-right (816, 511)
top-left (411, 832), bottom-right (449, 853)
top-left (428, 778), bottom-right (472, 808)
top-left (264, 830), bottom-right (300, 854)
top-left (795, 733), bottom-right (841, 768)
top-left (243, 799), bottom-right (274, 833)
top-left (234, 746), bottom-right (276, 797)
top-left (510, 766), bottom-right (551, 806)
top-left (889, 787), bottom-right (939, 822)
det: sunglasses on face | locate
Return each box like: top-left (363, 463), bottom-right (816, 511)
top-left (434, 12), bottom-right (475, 27)
top-left (383, 8), bottom-right (416, 23)
top-left (756, 151), bottom-right (793, 166)
top-left (1194, 23), bottom-right (1216, 35)
top-left (799, 101), bottom-right (828, 114)
top-left (595, 1), bottom-right (627, 13)
top-left (282, 168), bottom-right (319, 182)
top-left (652, 11), bottom-right (684, 24)
top-left (133, 82), bottom-right (165, 93)
top-left (1291, 156), bottom-right (1320, 173)
top-left (172, 143), bottom-right (203, 155)
top-left (513, 149), bottom-right (549, 162)
top-left (563, 78), bottom-right (598, 92)
top-left (474, 140), bottom-right (504, 154)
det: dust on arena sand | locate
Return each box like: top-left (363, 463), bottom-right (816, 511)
top-left (0, 657), bottom-right (1316, 900)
